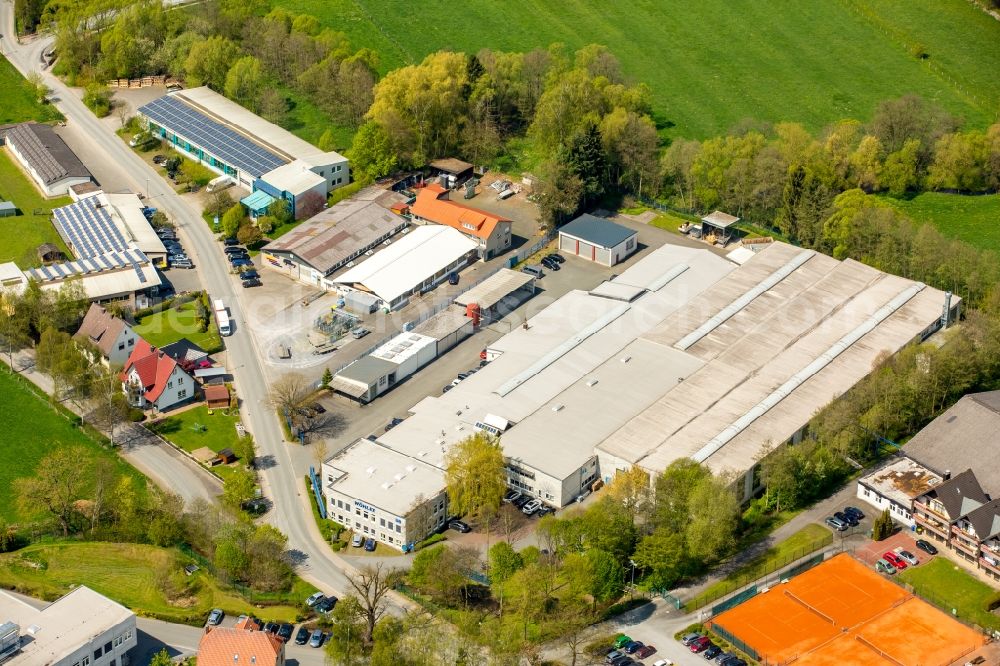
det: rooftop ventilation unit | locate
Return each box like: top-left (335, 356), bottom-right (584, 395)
top-left (365, 466), bottom-right (377, 476)
top-left (552, 404), bottom-right (564, 412)
top-left (586, 379), bottom-right (599, 387)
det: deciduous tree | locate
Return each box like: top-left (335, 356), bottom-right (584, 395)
top-left (15, 446), bottom-right (91, 535)
top-left (444, 432), bottom-right (506, 522)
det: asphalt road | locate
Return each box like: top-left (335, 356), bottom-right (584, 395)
top-left (0, 2), bottom-right (407, 611)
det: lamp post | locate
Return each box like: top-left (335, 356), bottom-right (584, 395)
top-left (629, 559), bottom-right (637, 599)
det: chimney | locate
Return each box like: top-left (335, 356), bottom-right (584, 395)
top-left (944, 470), bottom-right (951, 481)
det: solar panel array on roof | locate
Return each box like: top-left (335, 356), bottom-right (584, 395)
top-left (138, 95), bottom-right (287, 178)
top-left (3, 123), bottom-right (91, 185)
top-left (25, 248), bottom-right (151, 283)
top-left (52, 198), bottom-right (129, 258)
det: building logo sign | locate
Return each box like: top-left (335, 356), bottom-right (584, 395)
top-left (355, 499), bottom-right (377, 514)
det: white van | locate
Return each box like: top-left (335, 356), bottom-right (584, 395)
top-left (206, 175), bottom-right (235, 193)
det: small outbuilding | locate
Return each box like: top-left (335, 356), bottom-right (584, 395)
top-left (204, 383), bottom-right (230, 410)
top-left (0, 201), bottom-right (15, 217)
top-left (700, 211), bottom-right (740, 246)
top-left (429, 158), bottom-right (474, 187)
top-left (216, 448), bottom-right (237, 465)
top-left (558, 214), bottom-right (638, 267)
top-left (36, 243), bottom-right (64, 263)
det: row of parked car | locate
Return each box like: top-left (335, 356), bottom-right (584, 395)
top-left (502, 489), bottom-right (555, 517)
top-left (875, 541), bottom-right (937, 574)
top-left (824, 505), bottom-right (865, 531)
top-left (222, 238), bottom-right (262, 286)
top-left (680, 632), bottom-right (746, 664)
top-left (605, 634), bottom-right (657, 665)
top-left (153, 222), bottom-right (195, 270)
top-left (521, 252), bottom-right (564, 279)
top-left (442, 359), bottom-right (489, 393)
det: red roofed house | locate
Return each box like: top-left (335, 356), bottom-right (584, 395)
top-left (409, 183), bottom-right (512, 260)
top-left (199, 627), bottom-right (284, 666)
top-left (120, 339), bottom-right (195, 411)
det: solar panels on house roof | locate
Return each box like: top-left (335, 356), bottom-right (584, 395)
top-left (138, 95), bottom-right (287, 177)
top-left (25, 248), bottom-right (150, 283)
top-left (52, 197), bottom-right (129, 258)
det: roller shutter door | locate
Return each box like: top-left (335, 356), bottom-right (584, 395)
top-left (595, 246), bottom-right (611, 265)
top-left (559, 234), bottom-right (576, 253)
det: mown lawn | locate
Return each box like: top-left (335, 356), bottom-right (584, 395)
top-left (0, 541), bottom-right (311, 625)
top-left (148, 405), bottom-right (241, 456)
top-left (685, 523), bottom-right (833, 610)
top-left (0, 370), bottom-right (147, 523)
top-left (0, 55), bottom-right (62, 124)
top-left (897, 556), bottom-right (1000, 631)
top-left (133, 301), bottom-right (223, 353)
top-left (0, 150), bottom-right (72, 267)
top-left (277, 0), bottom-right (1000, 138)
top-left (883, 192), bottom-right (1000, 253)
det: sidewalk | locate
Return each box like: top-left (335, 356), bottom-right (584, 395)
top-left (5, 349), bottom-right (221, 505)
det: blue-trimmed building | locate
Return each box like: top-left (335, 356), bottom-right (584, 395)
top-left (138, 87), bottom-right (348, 218)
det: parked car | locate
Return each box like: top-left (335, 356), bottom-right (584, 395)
top-left (295, 626), bottom-right (310, 645)
top-left (605, 650), bottom-right (625, 664)
top-left (513, 495), bottom-right (533, 509)
top-left (306, 591), bottom-right (325, 607)
top-left (690, 636), bottom-right (713, 653)
top-left (448, 271), bottom-right (460, 285)
top-left (309, 629), bottom-right (325, 648)
top-left (898, 550), bottom-right (919, 566)
top-left (263, 622), bottom-right (279, 635)
top-left (536, 505), bottom-right (556, 517)
top-left (207, 609), bottom-right (224, 625)
top-left (843, 506), bottom-right (865, 521)
top-left (623, 641), bottom-right (644, 654)
top-left (614, 635), bottom-right (634, 650)
top-left (442, 384), bottom-right (453, 393)
top-left (634, 645), bottom-right (656, 659)
top-left (277, 624), bottom-right (294, 642)
top-left (224, 245), bottom-right (247, 254)
top-left (916, 539), bottom-right (938, 555)
top-left (152, 154), bottom-right (167, 165)
top-left (680, 633), bottom-right (701, 646)
top-left (224, 237), bottom-right (240, 246)
top-left (522, 499), bottom-right (542, 515)
top-left (171, 259), bottom-right (194, 269)
top-left (541, 256), bottom-right (561, 271)
top-left (351, 327), bottom-right (370, 339)
top-left (385, 417), bottom-right (404, 430)
top-left (874, 558), bottom-right (896, 575)
top-left (503, 490), bottom-right (521, 504)
top-left (310, 402), bottom-right (326, 414)
top-left (240, 269), bottom-right (260, 280)
top-left (315, 596), bottom-right (337, 613)
top-left (653, 661), bottom-right (674, 666)
top-left (547, 253), bottom-right (565, 263)
top-left (834, 511), bottom-right (858, 527)
top-left (703, 645), bottom-right (722, 660)
top-left (521, 265), bottom-right (544, 278)
top-left (364, 537), bottom-right (377, 552)
top-left (448, 519), bottom-right (471, 533)
top-left (242, 278), bottom-right (262, 288)
top-left (351, 534), bottom-right (363, 547)
top-left (825, 516), bottom-right (848, 531)
top-left (883, 551), bottom-right (907, 570)
top-left (609, 657), bottom-right (633, 666)
top-left (231, 258), bottom-right (252, 268)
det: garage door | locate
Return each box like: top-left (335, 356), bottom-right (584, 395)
top-left (578, 241), bottom-right (595, 261)
top-left (595, 247), bottom-right (611, 265)
top-left (559, 234), bottom-right (576, 253)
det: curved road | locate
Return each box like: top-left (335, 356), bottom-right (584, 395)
top-left (0, 3), bottom-right (407, 612)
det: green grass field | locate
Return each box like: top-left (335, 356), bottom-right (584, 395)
top-left (133, 301), bottom-right (223, 353)
top-left (0, 55), bottom-right (62, 125)
top-left (0, 370), bottom-right (147, 523)
top-left (148, 405), bottom-right (241, 455)
top-left (686, 523), bottom-right (833, 610)
top-left (897, 556), bottom-right (1000, 631)
top-left (277, 0), bottom-right (1000, 138)
top-left (0, 150), bottom-right (72, 267)
top-left (0, 541), bottom-right (310, 624)
top-left (883, 192), bottom-right (1000, 253)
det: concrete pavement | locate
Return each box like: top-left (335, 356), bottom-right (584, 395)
top-left (1, 1), bottom-right (408, 611)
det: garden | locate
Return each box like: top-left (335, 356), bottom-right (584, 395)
top-left (132, 294), bottom-right (223, 353)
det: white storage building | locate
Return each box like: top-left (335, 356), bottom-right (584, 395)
top-left (558, 214), bottom-right (638, 266)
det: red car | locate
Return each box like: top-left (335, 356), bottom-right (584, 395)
top-left (883, 552), bottom-right (907, 570)
top-left (689, 636), bottom-right (712, 653)
top-left (633, 645), bottom-right (656, 659)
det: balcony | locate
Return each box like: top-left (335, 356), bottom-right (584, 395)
top-left (913, 500), bottom-right (948, 521)
top-left (980, 557), bottom-right (1000, 575)
top-left (952, 536), bottom-right (979, 557)
top-left (914, 512), bottom-right (949, 538)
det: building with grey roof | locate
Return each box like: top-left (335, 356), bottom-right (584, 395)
top-left (261, 187), bottom-right (408, 287)
top-left (2, 122), bottom-right (92, 196)
top-left (856, 456), bottom-right (942, 526)
top-left (558, 214), bottom-right (638, 266)
top-left (329, 239), bottom-right (955, 547)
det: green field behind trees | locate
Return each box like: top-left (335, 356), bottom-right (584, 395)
top-left (281, 0), bottom-right (1000, 138)
top-left (883, 193), bottom-right (1000, 253)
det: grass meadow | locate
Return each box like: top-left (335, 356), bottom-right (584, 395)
top-left (277, 0), bottom-right (1000, 138)
top-left (883, 192), bottom-right (1000, 253)
top-left (0, 55), bottom-right (62, 125)
top-left (0, 150), bottom-right (72, 267)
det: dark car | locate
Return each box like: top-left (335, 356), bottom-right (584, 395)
top-left (547, 253), bottom-right (565, 263)
top-left (277, 623), bottom-right (294, 642)
top-left (231, 258), bottom-right (252, 268)
top-left (513, 495), bottom-right (532, 509)
top-left (844, 506), bottom-right (865, 521)
top-left (152, 154), bottom-right (167, 165)
top-left (503, 490), bottom-right (520, 504)
top-left (224, 237), bottom-right (240, 246)
top-left (224, 245), bottom-right (247, 254)
top-left (295, 626), bottom-right (310, 645)
top-left (364, 537), bottom-right (376, 552)
top-left (541, 257), bottom-right (561, 271)
top-left (240, 269), bottom-right (260, 280)
top-left (915, 539), bottom-right (938, 555)
top-left (609, 657), bottom-right (633, 666)
top-left (834, 511), bottom-right (858, 527)
top-left (703, 645), bottom-right (722, 659)
top-left (449, 519), bottom-right (471, 533)
top-left (385, 417), bottom-right (404, 431)
top-left (633, 645), bottom-right (656, 659)
top-left (263, 622), bottom-right (279, 635)
top-left (448, 271), bottom-right (460, 285)
top-left (241, 278), bottom-right (262, 288)
top-left (536, 505), bottom-right (555, 517)
top-left (315, 596), bottom-right (337, 613)
top-left (622, 641), bottom-right (644, 654)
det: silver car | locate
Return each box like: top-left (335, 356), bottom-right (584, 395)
top-left (897, 550), bottom-right (919, 566)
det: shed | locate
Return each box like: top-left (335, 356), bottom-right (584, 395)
top-left (216, 448), bottom-right (237, 464)
top-left (37, 243), bottom-right (64, 263)
top-left (558, 214), bottom-right (638, 267)
top-left (241, 190), bottom-right (277, 219)
top-left (700, 211), bottom-right (740, 246)
top-left (0, 201), bottom-right (15, 217)
top-left (429, 158), bottom-right (474, 186)
top-left (204, 383), bottom-right (230, 409)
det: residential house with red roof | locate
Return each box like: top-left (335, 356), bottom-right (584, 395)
top-left (409, 184), bottom-right (512, 260)
top-left (198, 627), bottom-right (284, 666)
top-left (120, 339), bottom-right (195, 411)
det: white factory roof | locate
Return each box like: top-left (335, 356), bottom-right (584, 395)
top-left (377, 240), bottom-right (953, 485)
top-left (102, 193), bottom-right (167, 257)
top-left (860, 457), bottom-right (942, 508)
top-left (0, 586), bottom-right (134, 666)
top-left (333, 225), bottom-right (477, 304)
top-left (173, 87), bottom-right (345, 165)
top-left (24, 248), bottom-right (161, 300)
top-left (371, 332), bottom-right (437, 365)
top-left (324, 440), bottom-right (445, 517)
top-left (262, 160), bottom-right (326, 195)
top-left (0, 262), bottom-right (28, 293)
top-left (453, 268), bottom-right (535, 310)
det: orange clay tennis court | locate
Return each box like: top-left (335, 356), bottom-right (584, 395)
top-left (708, 554), bottom-right (985, 666)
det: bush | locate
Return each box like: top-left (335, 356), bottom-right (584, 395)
top-left (83, 83), bottom-right (112, 117)
top-left (601, 597), bottom-right (651, 620)
top-left (414, 533), bottom-right (446, 551)
top-left (328, 180), bottom-right (365, 207)
top-left (127, 408), bottom-right (145, 422)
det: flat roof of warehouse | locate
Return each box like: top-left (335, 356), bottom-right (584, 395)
top-left (324, 440), bottom-right (445, 516)
top-left (377, 240), bottom-right (953, 481)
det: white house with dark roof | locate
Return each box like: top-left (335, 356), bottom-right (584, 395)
top-left (73, 303), bottom-right (141, 366)
top-left (2, 123), bottom-right (92, 196)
